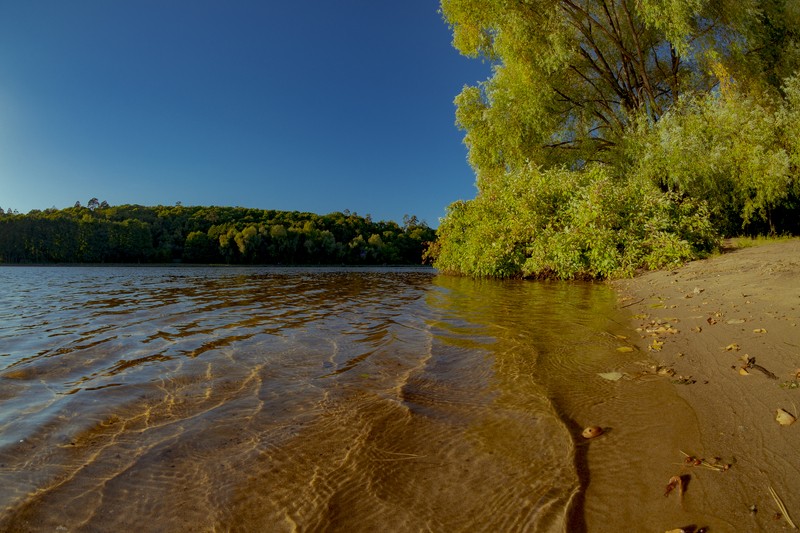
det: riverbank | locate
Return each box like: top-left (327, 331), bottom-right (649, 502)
top-left (611, 239), bottom-right (800, 531)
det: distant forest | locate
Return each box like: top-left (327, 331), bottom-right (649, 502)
top-left (0, 200), bottom-right (436, 265)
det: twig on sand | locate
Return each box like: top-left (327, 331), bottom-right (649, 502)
top-left (769, 485), bottom-right (798, 529)
top-left (620, 298), bottom-right (645, 309)
top-left (679, 450), bottom-right (731, 472)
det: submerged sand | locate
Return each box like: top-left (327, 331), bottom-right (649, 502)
top-left (611, 239), bottom-right (800, 532)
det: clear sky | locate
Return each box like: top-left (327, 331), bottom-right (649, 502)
top-left (0, 1), bottom-right (490, 227)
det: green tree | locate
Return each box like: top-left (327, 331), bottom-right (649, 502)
top-left (234, 225), bottom-right (263, 262)
top-left (433, 0), bottom-right (800, 278)
top-left (0, 204), bottom-right (433, 265)
top-left (183, 231), bottom-right (217, 263)
top-left (442, 0), bottom-right (800, 175)
top-left (626, 85), bottom-right (799, 234)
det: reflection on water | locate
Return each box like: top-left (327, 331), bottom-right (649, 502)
top-left (0, 266), bottom-right (704, 532)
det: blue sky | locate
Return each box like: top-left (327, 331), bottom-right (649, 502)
top-left (0, 1), bottom-right (490, 227)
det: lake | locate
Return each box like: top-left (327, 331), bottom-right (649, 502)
top-left (0, 266), bottom-right (701, 532)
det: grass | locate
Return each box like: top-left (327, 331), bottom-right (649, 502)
top-left (728, 235), bottom-right (798, 249)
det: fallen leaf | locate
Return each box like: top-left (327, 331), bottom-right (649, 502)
top-left (691, 326), bottom-right (702, 333)
top-left (727, 318), bottom-right (746, 324)
top-left (739, 368), bottom-right (751, 376)
top-left (616, 346), bottom-right (634, 353)
top-left (707, 317), bottom-right (717, 325)
top-left (753, 328), bottom-right (767, 334)
top-left (598, 372), bottom-right (624, 381)
top-left (650, 339), bottom-right (664, 351)
top-left (776, 408), bottom-right (797, 426)
top-left (664, 475), bottom-right (684, 498)
top-left (725, 343), bottom-right (740, 352)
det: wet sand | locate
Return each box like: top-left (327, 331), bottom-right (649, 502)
top-left (612, 239), bottom-right (800, 532)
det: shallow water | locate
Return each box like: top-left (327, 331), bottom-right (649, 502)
top-left (0, 266), bottom-right (705, 532)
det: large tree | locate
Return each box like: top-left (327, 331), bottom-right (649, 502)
top-left (442, 0), bottom-right (800, 179)
top-left (433, 0), bottom-right (800, 278)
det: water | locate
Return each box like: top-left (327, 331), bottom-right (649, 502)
top-left (0, 266), bottom-right (704, 532)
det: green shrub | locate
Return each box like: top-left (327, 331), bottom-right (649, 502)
top-left (626, 85), bottom-right (799, 235)
top-left (433, 165), bottom-right (718, 279)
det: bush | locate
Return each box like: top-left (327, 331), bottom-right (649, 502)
top-left (625, 85), bottom-right (799, 235)
top-left (433, 165), bottom-right (718, 279)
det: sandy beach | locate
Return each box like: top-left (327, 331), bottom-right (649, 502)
top-left (611, 239), bottom-right (800, 532)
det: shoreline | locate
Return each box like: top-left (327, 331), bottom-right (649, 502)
top-left (609, 239), bottom-right (800, 531)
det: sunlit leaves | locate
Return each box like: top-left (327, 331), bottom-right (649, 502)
top-left (626, 84), bottom-right (800, 233)
top-left (432, 164), bottom-right (717, 279)
top-left (434, 0), bottom-right (800, 279)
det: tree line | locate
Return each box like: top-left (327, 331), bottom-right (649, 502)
top-left (432, 0), bottom-right (800, 279)
top-left (0, 201), bottom-right (435, 265)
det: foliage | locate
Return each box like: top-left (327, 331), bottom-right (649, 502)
top-left (0, 203), bottom-right (435, 265)
top-left (442, 0), bottom-right (799, 175)
top-left (730, 235), bottom-right (798, 248)
top-left (433, 0), bottom-right (800, 279)
top-left (625, 84), bottom-right (800, 235)
top-left (432, 165), bottom-right (717, 279)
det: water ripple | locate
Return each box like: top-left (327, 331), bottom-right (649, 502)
top-left (0, 265), bottom-right (675, 532)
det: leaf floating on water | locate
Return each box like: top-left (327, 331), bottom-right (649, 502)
top-left (598, 372), bottom-right (624, 381)
top-left (725, 343), bottom-right (740, 352)
top-left (616, 346), bottom-right (634, 353)
top-left (753, 328), bottom-right (767, 334)
top-left (776, 408), bottom-right (797, 426)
